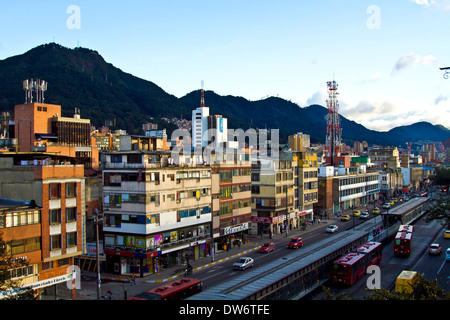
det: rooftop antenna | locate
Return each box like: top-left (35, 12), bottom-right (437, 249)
top-left (23, 79), bottom-right (47, 103)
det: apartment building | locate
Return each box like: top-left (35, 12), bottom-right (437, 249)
top-left (210, 150), bottom-right (252, 252)
top-left (0, 153), bottom-right (85, 299)
top-left (291, 151), bottom-right (319, 224)
top-left (0, 199), bottom-right (41, 299)
top-left (251, 158), bottom-right (295, 236)
top-left (101, 149), bottom-right (212, 276)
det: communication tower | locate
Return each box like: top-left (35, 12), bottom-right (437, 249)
top-left (200, 80), bottom-right (205, 107)
top-left (324, 80), bottom-right (342, 165)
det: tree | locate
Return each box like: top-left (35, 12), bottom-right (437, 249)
top-left (363, 273), bottom-right (450, 300)
top-left (0, 230), bottom-right (35, 300)
top-left (425, 194), bottom-right (450, 228)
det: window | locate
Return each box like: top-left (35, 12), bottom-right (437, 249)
top-left (66, 182), bottom-right (77, 198)
top-left (49, 183), bottom-right (61, 199)
top-left (66, 207), bottom-right (77, 222)
top-left (66, 232), bottom-right (77, 247)
top-left (49, 209), bottom-right (61, 224)
top-left (50, 235), bottom-right (62, 250)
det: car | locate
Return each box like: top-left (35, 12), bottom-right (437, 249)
top-left (444, 230), bottom-right (450, 239)
top-left (392, 198), bottom-right (398, 203)
top-left (360, 211), bottom-right (370, 219)
top-left (259, 242), bottom-right (275, 253)
top-left (382, 203), bottom-right (391, 209)
top-left (326, 225), bottom-right (338, 233)
top-left (341, 215), bottom-right (350, 221)
top-left (353, 210), bottom-right (361, 217)
top-left (373, 207), bottom-right (380, 214)
top-left (389, 200), bottom-right (395, 206)
top-left (447, 248), bottom-right (450, 261)
top-left (428, 243), bottom-right (442, 255)
top-left (287, 237), bottom-right (303, 249)
top-left (233, 257), bottom-right (254, 270)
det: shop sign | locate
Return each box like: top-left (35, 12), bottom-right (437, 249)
top-left (224, 223), bottom-right (248, 235)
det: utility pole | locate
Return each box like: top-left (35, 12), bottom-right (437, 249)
top-left (94, 209), bottom-right (103, 300)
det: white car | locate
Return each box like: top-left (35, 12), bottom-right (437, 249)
top-left (326, 225), bottom-right (338, 233)
top-left (360, 211), bottom-right (370, 219)
top-left (233, 257), bottom-right (254, 270)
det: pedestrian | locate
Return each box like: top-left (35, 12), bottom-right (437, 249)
top-left (131, 272), bottom-right (136, 286)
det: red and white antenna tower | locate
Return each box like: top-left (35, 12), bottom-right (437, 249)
top-left (200, 80), bottom-right (205, 107)
top-left (324, 80), bottom-right (342, 165)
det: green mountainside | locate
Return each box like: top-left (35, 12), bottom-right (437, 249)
top-left (0, 43), bottom-right (449, 145)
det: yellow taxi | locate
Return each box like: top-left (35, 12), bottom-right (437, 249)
top-left (444, 230), bottom-right (450, 239)
top-left (353, 210), bottom-right (361, 217)
top-left (341, 215), bottom-right (351, 221)
top-left (373, 207), bottom-right (380, 214)
top-left (389, 200), bottom-right (395, 206)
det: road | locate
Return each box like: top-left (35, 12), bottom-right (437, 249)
top-left (307, 213), bottom-right (447, 299)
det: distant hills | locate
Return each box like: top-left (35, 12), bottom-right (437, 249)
top-left (0, 43), bottom-right (449, 146)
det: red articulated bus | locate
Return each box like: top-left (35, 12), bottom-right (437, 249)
top-left (331, 241), bottom-right (383, 286)
top-left (394, 225), bottom-right (413, 257)
top-left (128, 278), bottom-right (202, 300)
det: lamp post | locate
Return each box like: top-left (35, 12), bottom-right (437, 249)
top-left (94, 208), bottom-right (103, 300)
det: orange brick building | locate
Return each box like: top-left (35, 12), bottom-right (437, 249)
top-left (14, 102), bottom-right (99, 169)
top-left (0, 154), bottom-right (85, 299)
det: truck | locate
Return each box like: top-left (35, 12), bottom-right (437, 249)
top-left (395, 270), bottom-right (418, 294)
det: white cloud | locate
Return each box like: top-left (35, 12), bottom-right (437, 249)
top-left (409, 0), bottom-right (450, 11)
top-left (391, 52), bottom-right (437, 75)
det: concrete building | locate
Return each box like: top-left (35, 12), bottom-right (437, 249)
top-left (101, 149), bottom-right (212, 276)
top-left (210, 150), bottom-right (252, 252)
top-left (251, 157), bottom-right (295, 236)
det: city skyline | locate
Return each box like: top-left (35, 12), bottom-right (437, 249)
top-left (0, 1), bottom-right (449, 132)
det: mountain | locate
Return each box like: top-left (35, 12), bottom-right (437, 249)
top-left (0, 43), bottom-right (189, 134)
top-left (0, 43), bottom-right (449, 146)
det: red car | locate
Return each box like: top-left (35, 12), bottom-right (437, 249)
top-left (287, 237), bottom-right (303, 249)
top-left (259, 242), bottom-right (275, 253)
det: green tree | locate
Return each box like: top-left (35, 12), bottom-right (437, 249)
top-left (0, 230), bottom-right (35, 300)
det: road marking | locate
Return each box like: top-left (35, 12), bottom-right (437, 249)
top-left (437, 259), bottom-right (446, 275)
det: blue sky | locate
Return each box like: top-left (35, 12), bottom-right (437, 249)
top-left (0, 0), bottom-right (449, 132)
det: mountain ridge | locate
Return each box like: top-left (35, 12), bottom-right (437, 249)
top-left (0, 43), bottom-right (449, 146)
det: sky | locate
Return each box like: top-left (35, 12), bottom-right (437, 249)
top-left (0, 0), bottom-right (449, 132)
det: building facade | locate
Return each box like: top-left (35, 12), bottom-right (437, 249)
top-left (101, 150), bottom-right (212, 276)
top-left (0, 154), bottom-right (85, 299)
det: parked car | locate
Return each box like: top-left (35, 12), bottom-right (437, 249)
top-left (444, 230), bottom-right (450, 239)
top-left (429, 243), bottom-right (442, 255)
top-left (341, 215), bottom-right (350, 221)
top-left (287, 237), bottom-right (303, 249)
top-left (353, 210), bottom-right (361, 217)
top-left (259, 242), bottom-right (275, 253)
top-left (360, 211), bottom-right (370, 219)
top-left (326, 225), bottom-right (338, 233)
top-left (446, 248), bottom-right (450, 261)
top-left (233, 257), bottom-right (254, 270)
top-left (382, 203), bottom-right (391, 209)
top-left (373, 207), bottom-right (380, 214)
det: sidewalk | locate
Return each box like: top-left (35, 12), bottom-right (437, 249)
top-left (77, 215), bottom-right (340, 300)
